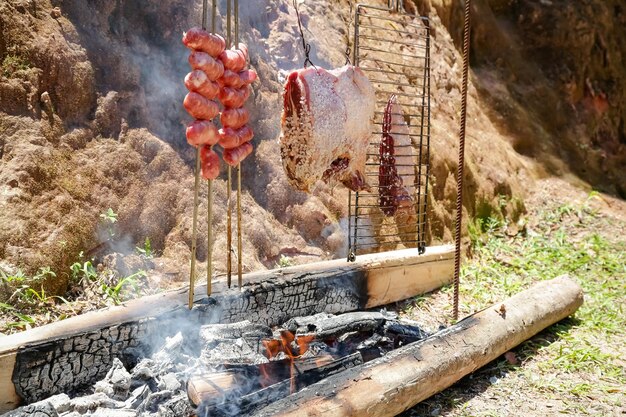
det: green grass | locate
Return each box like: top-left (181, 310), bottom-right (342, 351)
top-left (403, 193), bottom-right (626, 415)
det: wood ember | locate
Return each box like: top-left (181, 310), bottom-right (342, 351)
top-left (7, 310), bottom-right (429, 416)
top-left (194, 353), bottom-right (364, 416)
top-left (287, 311), bottom-right (388, 341)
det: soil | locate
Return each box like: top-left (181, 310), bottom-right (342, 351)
top-left (0, 0), bottom-right (624, 323)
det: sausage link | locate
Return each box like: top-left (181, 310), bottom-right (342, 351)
top-left (200, 145), bottom-right (220, 179)
top-left (219, 69), bottom-right (257, 89)
top-left (218, 125), bottom-right (254, 149)
top-left (219, 85), bottom-right (251, 108)
top-left (220, 107), bottom-right (250, 129)
top-left (182, 28), bottom-right (226, 57)
top-left (189, 51), bottom-right (224, 80)
top-left (185, 70), bottom-right (220, 99)
top-left (223, 142), bottom-right (253, 166)
top-left (219, 43), bottom-right (248, 72)
top-left (183, 92), bottom-right (220, 120)
top-left (186, 120), bottom-right (220, 147)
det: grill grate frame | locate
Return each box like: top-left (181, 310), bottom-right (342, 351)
top-left (347, 1), bottom-right (431, 261)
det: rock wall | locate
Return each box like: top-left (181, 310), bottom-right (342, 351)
top-left (1, 0), bottom-right (623, 294)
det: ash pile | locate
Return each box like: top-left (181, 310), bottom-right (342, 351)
top-left (4, 311), bottom-right (429, 417)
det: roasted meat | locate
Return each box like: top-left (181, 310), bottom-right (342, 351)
top-left (183, 28), bottom-right (257, 177)
top-left (379, 95), bottom-right (417, 244)
top-left (279, 65), bottom-right (376, 192)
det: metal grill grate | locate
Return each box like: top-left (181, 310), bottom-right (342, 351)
top-left (347, 1), bottom-right (431, 260)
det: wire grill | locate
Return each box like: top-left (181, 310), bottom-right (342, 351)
top-left (348, 1), bottom-right (431, 260)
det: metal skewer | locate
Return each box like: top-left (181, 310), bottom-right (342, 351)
top-left (207, 0), bottom-right (218, 297)
top-left (225, 0), bottom-right (233, 288)
top-left (189, 0), bottom-right (211, 309)
top-left (234, 0), bottom-right (243, 289)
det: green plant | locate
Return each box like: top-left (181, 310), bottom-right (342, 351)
top-left (100, 208), bottom-right (118, 239)
top-left (70, 258), bottom-right (97, 284)
top-left (275, 254), bottom-right (294, 268)
top-left (136, 237), bottom-right (153, 258)
top-left (101, 270), bottom-right (146, 304)
top-left (100, 208), bottom-right (118, 223)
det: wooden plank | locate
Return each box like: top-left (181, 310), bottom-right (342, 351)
top-left (253, 275), bottom-right (584, 417)
top-left (0, 352), bottom-right (19, 413)
top-left (0, 245), bottom-right (453, 409)
top-left (0, 245), bottom-right (453, 353)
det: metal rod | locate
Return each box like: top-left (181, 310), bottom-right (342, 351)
top-left (454, 0), bottom-right (472, 321)
top-left (225, 0), bottom-right (233, 288)
top-left (189, 0), bottom-right (210, 309)
top-left (234, 0), bottom-right (243, 289)
top-left (206, 0), bottom-right (218, 297)
top-left (227, 167), bottom-right (232, 287)
top-left (189, 151), bottom-right (201, 309)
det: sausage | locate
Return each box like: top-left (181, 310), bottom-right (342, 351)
top-left (200, 145), bottom-right (220, 179)
top-left (219, 85), bottom-right (251, 108)
top-left (183, 92), bottom-right (220, 120)
top-left (188, 51), bottom-right (224, 80)
top-left (185, 70), bottom-right (220, 99)
top-left (218, 69), bottom-right (257, 89)
top-left (223, 142), bottom-right (253, 166)
top-left (218, 126), bottom-right (254, 149)
top-left (182, 28), bottom-right (226, 57)
top-left (220, 107), bottom-right (250, 129)
top-left (186, 120), bottom-right (220, 147)
top-left (219, 43), bottom-right (248, 72)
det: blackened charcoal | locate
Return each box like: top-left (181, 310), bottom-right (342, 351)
top-left (199, 321), bottom-right (272, 341)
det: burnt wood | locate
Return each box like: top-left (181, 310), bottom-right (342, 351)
top-left (252, 276), bottom-right (584, 417)
top-left (0, 246), bottom-right (453, 411)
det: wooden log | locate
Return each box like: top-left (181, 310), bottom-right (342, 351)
top-left (0, 246), bottom-right (453, 411)
top-left (253, 275), bottom-right (584, 417)
top-left (193, 353), bottom-right (365, 416)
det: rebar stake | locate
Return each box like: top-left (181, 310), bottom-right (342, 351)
top-left (453, 0), bottom-right (472, 322)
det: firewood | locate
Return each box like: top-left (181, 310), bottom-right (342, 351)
top-left (252, 275), bottom-right (584, 417)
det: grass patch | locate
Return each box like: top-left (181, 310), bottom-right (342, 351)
top-left (403, 192), bottom-right (626, 415)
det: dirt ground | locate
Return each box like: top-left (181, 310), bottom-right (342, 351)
top-left (400, 177), bottom-right (626, 416)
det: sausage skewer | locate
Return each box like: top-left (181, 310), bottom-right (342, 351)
top-left (185, 0), bottom-right (221, 306)
top-left (187, 0), bottom-right (210, 309)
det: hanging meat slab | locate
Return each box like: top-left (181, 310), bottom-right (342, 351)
top-left (279, 65), bottom-right (376, 192)
top-left (379, 95), bottom-right (418, 244)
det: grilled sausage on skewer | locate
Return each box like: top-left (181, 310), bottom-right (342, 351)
top-left (183, 28), bottom-right (226, 57)
top-left (186, 120), bottom-right (220, 147)
top-left (185, 70), bottom-right (220, 99)
top-left (183, 92), bottom-right (220, 120)
top-left (223, 142), bottom-right (253, 166)
top-left (200, 145), bottom-right (220, 180)
top-left (188, 52), bottom-right (224, 81)
top-left (219, 43), bottom-right (248, 72)
top-left (218, 126), bottom-right (254, 149)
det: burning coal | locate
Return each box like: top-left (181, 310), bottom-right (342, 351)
top-left (9, 311), bottom-right (429, 416)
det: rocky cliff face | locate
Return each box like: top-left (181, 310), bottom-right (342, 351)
top-left (0, 0), bottom-right (622, 294)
